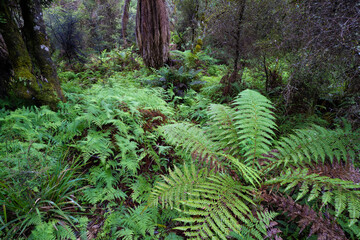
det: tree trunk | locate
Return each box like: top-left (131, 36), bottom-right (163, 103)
top-left (122, 0), bottom-right (131, 45)
top-left (0, 0), bottom-right (37, 101)
top-left (0, 34), bottom-right (11, 98)
top-left (19, 0), bottom-right (65, 108)
top-left (233, 0), bottom-right (246, 73)
top-left (136, 0), bottom-right (170, 69)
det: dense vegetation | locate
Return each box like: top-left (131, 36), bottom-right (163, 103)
top-left (0, 0), bottom-right (359, 239)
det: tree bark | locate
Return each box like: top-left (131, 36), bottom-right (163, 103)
top-left (0, 34), bottom-right (11, 98)
top-left (122, 0), bottom-right (131, 45)
top-left (0, 0), bottom-right (37, 101)
top-left (233, 0), bottom-right (246, 73)
top-left (19, 0), bottom-right (65, 108)
top-left (136, 0), bottom-right (170, 69)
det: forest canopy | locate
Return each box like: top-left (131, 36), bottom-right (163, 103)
top-left (0, 0), bottom-right (359, 239)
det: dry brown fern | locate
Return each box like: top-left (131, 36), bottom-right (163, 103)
top-left (261, 192), bottom-right (347, 240)
top-left (309, 161), bottom-right (360, 183)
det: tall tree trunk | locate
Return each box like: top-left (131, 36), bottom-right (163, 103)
top-left (19, 0), bottom-right (65, 107)
top-left (0, 0), bottom-right (37, 101)
top-left (136, 0), bottom-right (170, 69)
top-left (0, 34), bottom-right (11, 98)
top-left (233, 0), bottom-right (246, 73)
top-left (122, 0), bottom-right (131, 45)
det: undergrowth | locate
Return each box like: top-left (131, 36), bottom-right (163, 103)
top-left (0, 48), bottom-right (359, 239)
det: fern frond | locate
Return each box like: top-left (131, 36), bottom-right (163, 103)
top-left (159, 122), bottom-right (220, 168)
top-left (207, 104), bottom-right (242, 157)
top-left (230, 211), bottom-right (279, 240)
top-left (105, 205), bottom-right (158, 239)
top-left (218, 153), bottom-right (261, 187)
top-left (174, 174), bottom-right (256, 240)
top-left (82, 186), bottom-right (127, 205)
top-left (233, 89), bottom-right (276, 166)
top-left (265, 168), bottom-right (360, 225)
top-left (75, 129), bottom-right (113, 164)
top-left (274, 125), bottom-right (357, 167)
top-left (262, 192), bottom-right (347, 240)
top-left (131, 176), bottom-right (152, 204)
top-left (148, 164), bottom-right (209, 209)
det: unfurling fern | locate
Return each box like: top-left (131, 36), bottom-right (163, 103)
top-left (151, 89), bottom-right (360, 239)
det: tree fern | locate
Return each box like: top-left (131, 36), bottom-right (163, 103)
top-left (149, 164), bottom-right (265, 239)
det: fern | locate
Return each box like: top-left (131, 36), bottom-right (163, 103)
top-left (229, 211), bottom-right (279, 240)
top-left (265, 168), bottom-right (360, 225)
top-left (131, 175), bottom-right (152, 204)
top-left (273, 125), bottom-right (357, 167)
top-left (174, 174), bottom-right (255, 239)
top-left (82, 167), bottom-right (127, 204)
top-left (207, 104), bottom-right (242, 157)
top-left (159, 123), bottom-right (221, 168)
top-left (149, 164), bottom-right (210, 209)
top-left (149, 164), bottom-right (264, 239)
top-left (261, 192), bottom-right (348, 240)
top-left (233, 89), bottom-right (276, 166)
top-left (103, 205), bottom-right (158, 239)
top-left (151, 89), bottom-right (359, 239)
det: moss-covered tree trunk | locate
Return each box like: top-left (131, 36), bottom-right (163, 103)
top-left (136, 0), bottom-right (170, 69)
top-left (0, 0), bottom-right (38, 101)
top-left (19, 0), bottom-right (65, 107)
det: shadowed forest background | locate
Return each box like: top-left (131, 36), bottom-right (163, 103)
top-left (0, 0), bottom-right (359, 239)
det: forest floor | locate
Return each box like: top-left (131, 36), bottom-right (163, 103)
top-left (1, 48), bottom-right (359, 240)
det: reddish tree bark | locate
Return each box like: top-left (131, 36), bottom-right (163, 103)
top-left (122, 0), bottom-right (131, 45)
top-left (136, 0), bottom-right (170, 69)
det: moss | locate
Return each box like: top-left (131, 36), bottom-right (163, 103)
top-left (194, 38), bottom-right (203, 54)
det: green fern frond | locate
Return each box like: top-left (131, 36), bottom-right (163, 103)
top-left (218, 153), bottom-right (261, 187)
top-left (83, 185), bottom-right (127, 205)
top-left (104, 205), bottom-right (158, 239)
top-left (274, 125), bottom-right (356, 167)
top-left (207, 104), bottom-right (242, 157)
top-left (28, 222), bottom-right (56, 240)
top-left (174, 174), bottom-right (256, 240)
top-left (230, 211), bottom-right (279, 240)
top-left (131, 176), bottom-right (152, 204)
top-left (159, 122), bottom-right (220, 166)
top-left (83, 166), bottom-right (127, 204)
top-left (75, 130), bottom-right (113, 164)
top-left (148, 164), bottom-right (209, 209)
top-left (233, 89), bottom-right (276, 166)
top-left (265, 168), bottom-right (360, 225)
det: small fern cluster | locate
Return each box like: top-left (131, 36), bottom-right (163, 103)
top-left (149, 89), bottom-right (360, 239)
